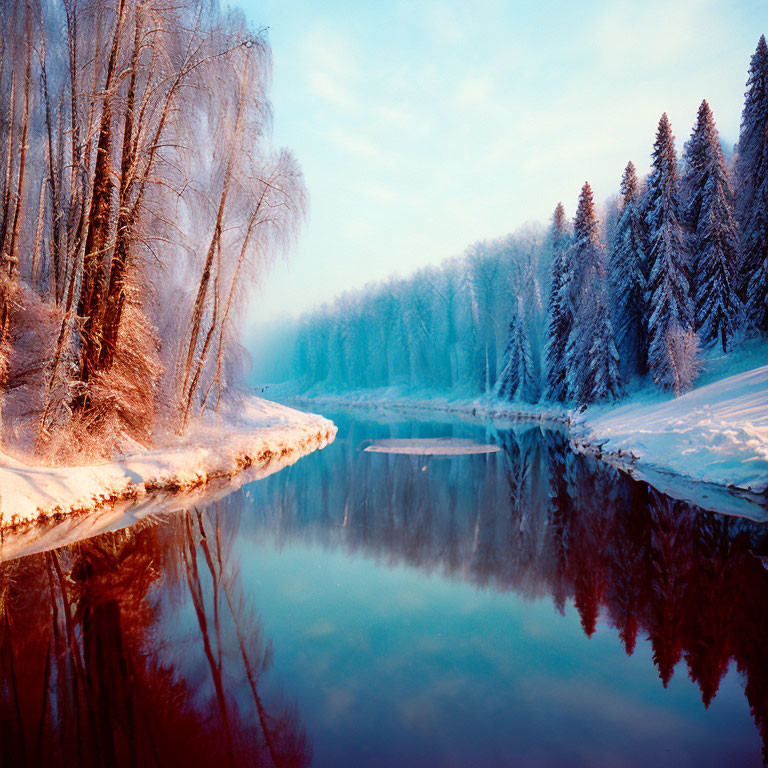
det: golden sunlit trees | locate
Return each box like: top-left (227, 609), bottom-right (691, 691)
top-left (0, 0), bottom-right (306, 460)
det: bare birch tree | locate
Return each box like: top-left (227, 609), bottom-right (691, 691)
top-left (0, 0), bottom-right (306, 461)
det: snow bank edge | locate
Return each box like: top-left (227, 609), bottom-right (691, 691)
top-left (0, 398), bottom-right (337, 531)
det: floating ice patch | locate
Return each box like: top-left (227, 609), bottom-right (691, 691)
top-left (364, 438), bottom-right (500, 456)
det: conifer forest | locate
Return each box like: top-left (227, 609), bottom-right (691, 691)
top-left (262, 37), bottom-right (768, 408)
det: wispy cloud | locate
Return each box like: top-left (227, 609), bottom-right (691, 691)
top-left (308, 71), bottom-right (356, 108)
top-left (457, 75), bottom-right (494, 106)
top-left (328, 129), bottom-right (385, 161)
top-left (302, 29), bottom-right (359, 109)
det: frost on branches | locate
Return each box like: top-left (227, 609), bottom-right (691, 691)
top-left (0, 0), bottom-right (306, 464)
top-left (684, 100), bottom-right (741, 353)
top-left (609, 161), bottom-right (647, 381)
top-left (497, 297), bottom-right (537, 403)
top-left (565, 182), bottom-right (621, 406)
top-left (544, 203), bottom-right (572, 402)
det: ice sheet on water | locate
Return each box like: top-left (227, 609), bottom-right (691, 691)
top-left (364, 438), bottom-right (500, 456)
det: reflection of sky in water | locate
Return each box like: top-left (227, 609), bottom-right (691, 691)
top-left (2, 408), bottom-right (764, 766)
top-left (238, 538), bottom-right (758, 768)
top-left (13, 414), bottom-right (768, 768)
top-left (9, 404), bottom-right (752, 768)
top-left (224, 410), bottom-right (763, 767)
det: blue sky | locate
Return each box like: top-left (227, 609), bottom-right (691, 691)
top-left (239, 0), bottom-right (767, 327)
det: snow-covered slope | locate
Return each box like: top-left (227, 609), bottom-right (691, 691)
top-left (0, 396), bottom-right (336, 530)
top-left (576, 365), bottom-right (768, 493)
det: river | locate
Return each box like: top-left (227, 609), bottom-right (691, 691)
top-left (0, 408), bottom-right (766, 767)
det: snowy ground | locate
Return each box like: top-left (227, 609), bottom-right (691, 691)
top-left (0, 396), bottom-right (336, 532)
top-left (572, 365), bottom-right (768, 493)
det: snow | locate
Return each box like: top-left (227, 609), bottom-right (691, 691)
top-left (0, 395), bottom-right (336, 532)
top-left (364, 438), bottom-right (500, 455)
top-left (575, 364), bottom-right (768, 493)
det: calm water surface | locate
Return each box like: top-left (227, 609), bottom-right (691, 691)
top-left (1, 409), bottom-right (767, 767)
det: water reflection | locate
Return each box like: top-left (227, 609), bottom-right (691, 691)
top-left (0, 509), bottom-right (311, 768)
top-left (244, 415), bottom-right (768, 762)
top-left (1, 412), bottom-right (767, 766)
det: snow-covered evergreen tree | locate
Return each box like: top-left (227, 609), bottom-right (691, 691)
top-left (587, 292), bottom-right (623, 403)
top-left (735, 35), bottom-right (768, 336)
top-left (684, 100), bottom-right (741, 352)
top-left (544, 203), bottom-right (572, 401)
top-left (566, 182), bottom-right (622, 405)
top-left (644, 114), bottom-right (697, 392)
top-left (497, 297), bottom-right (536, 402)
top-left (682, 101), bottom-right (709, 292)
top-left (609, 161), bottom-right (647, 381)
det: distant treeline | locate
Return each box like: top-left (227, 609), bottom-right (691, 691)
top-left (262, 36), bottom-right (768, 406)
top-left (264, 225), bottom-right (550, 396)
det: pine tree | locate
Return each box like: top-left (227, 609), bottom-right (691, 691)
top-left (544, 203), bottom-right (571, 401)
top-left (498, 297), bottom-right (536, 402)
top-left (566, 182), bottom-right (622, 405)
top-left (680, 99), bottom-right (712, 255)
top-left (682, 101), bottom-right (709, 290)
top-left (587, 294), bottom-right (623, 402)
top-left (609, 161), bottom-right (647, 380)
top-left (735, 35), bottom-right (768, 335)
top-left (645, 114), bottom-right (697, 392)
top-left (684, 100), bottom-right (741, 352)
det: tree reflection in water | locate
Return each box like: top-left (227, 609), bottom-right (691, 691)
top-left (0, 507), bottom-right (311, 768)
top-left (246, 418), bottom-right (768, 762)
top-left (1, 417), bottom-right (767, 765)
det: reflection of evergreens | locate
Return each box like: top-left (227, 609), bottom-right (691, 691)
top-left (249, 416), bottom-right (768, 760)
top-left (0, 509), bottom-right (311, 768)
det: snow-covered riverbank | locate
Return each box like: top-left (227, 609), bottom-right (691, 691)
top-left (0, 396), bottom-right (336, 530)
top-left (571, 365), bottom-right (768, 492)
top-left (288, 365), bottom-right (768, 519)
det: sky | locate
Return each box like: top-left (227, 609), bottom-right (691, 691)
top-left (238, 0), bottom-right (768, 330)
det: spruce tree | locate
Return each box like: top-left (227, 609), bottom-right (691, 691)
top-left (498, 298), bottom-right (536, 402)
top-left (645, 114), bottom-right (697, 392)
top-left (544, 203), bottom-right (572, 401)
top-left (609, 161), bottom-right (647, 380)
top-left (684, 100), bottom-right (741, 352)
top-left (735, 35), bottom-right (768, 335)
top-left (566, 182), bottom-right (622, 405)
top-left (682, 101), bottom-right (710, 289)
top-left (587, 291), bottom-right (622, 403)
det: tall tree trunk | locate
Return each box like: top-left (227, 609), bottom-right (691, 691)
top-left (30, 176), bottom-right (46, 288)
top-left (7, 0), bottom-right (33, 278)
top-left (76, 0), bottom-right (127, 393)
top-left (99, 6), bottom-right (141, 371)
top-left (200, 182), bottom-right (271, 412)
top-left (40, 6), bottom-right (64, 302)
top-left (0, 72), bottom-right (16, 262)
top-left (180, 77), bottom-right (247, 422)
